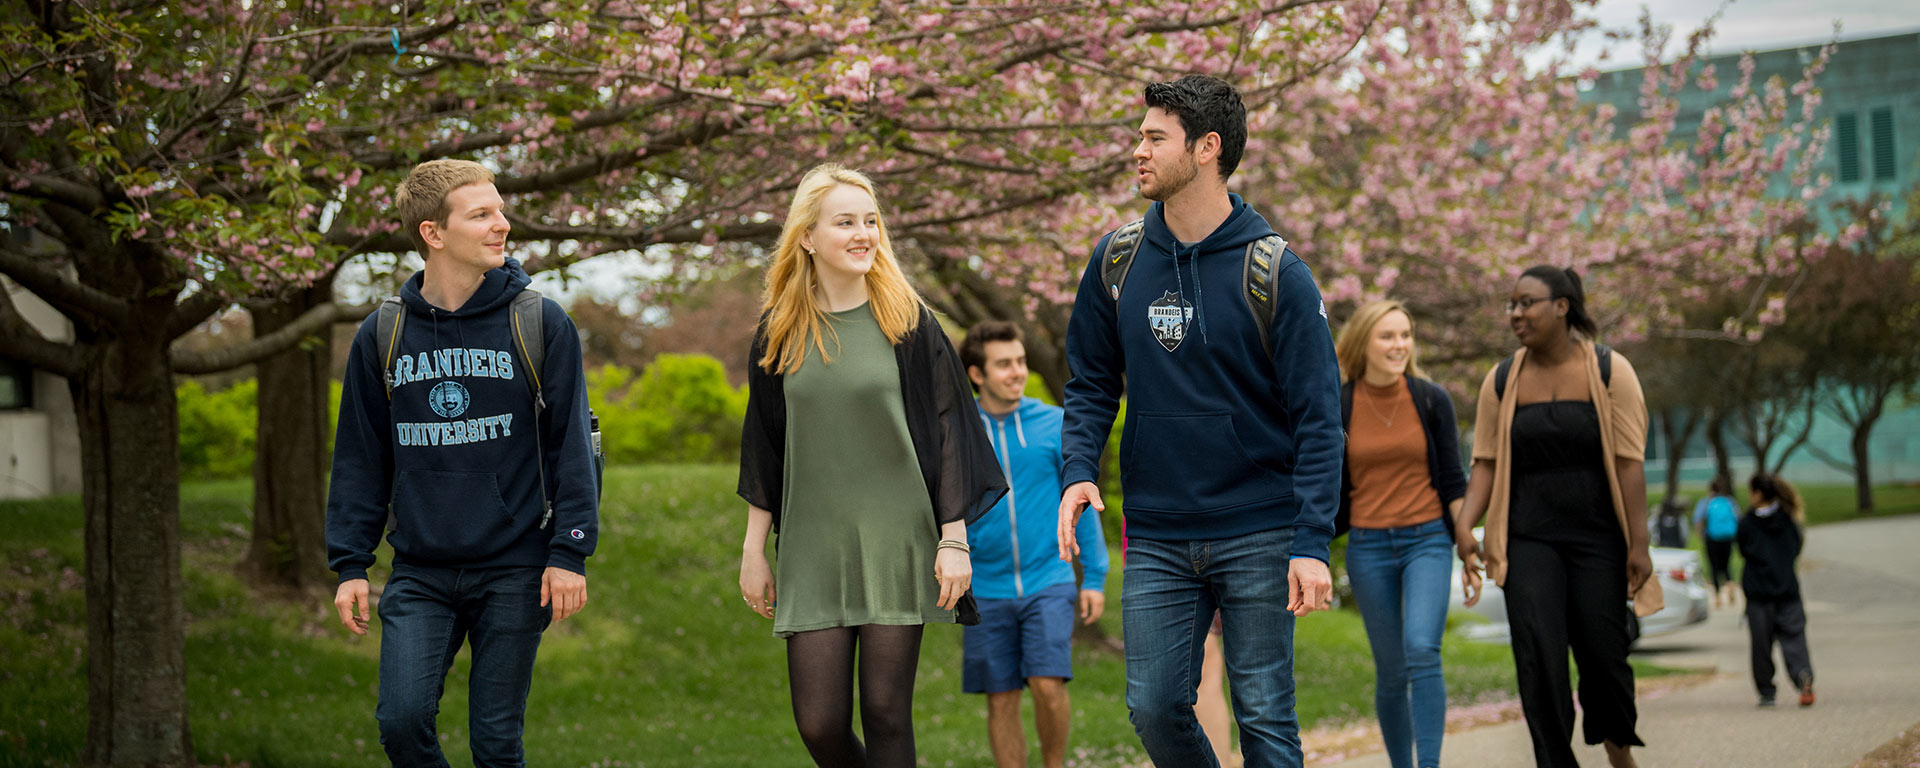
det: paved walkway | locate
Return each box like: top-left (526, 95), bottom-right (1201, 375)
top-left (1318, 514), bottom-right (1920, 768)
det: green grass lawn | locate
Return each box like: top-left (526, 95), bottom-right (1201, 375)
top-left (0, 466), bottom-right (1734, 767)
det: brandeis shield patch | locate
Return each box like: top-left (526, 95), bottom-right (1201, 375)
top-left (1147, 291), bottom-right (1194, 352)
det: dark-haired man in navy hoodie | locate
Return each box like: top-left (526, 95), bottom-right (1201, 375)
top-left (327, 158), bottom-right (598, 767)
top-left (1054, 75), bottom-right (1343, 768)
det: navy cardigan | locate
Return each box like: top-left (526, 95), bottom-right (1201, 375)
top-left (1336, 374), bottom-right (1468, 538)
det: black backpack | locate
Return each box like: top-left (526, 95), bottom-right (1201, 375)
top-left (1098, 219), bottom-right (1296, 355)
top-left (374, 289), bottom-right (603, 530)
top-left (1493, 344), bottom-right (1612, 400)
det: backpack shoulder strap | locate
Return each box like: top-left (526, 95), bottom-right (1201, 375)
top-left (510, 290), bottom-right (547, 411)
top-left (1242, 235), bottom-right (1289, 356)
top-left (375, 296), bottom-right (406, 400)
top-left (1099, 219), bottom-right (1147, 302)
top-left (1495, 345), bottom-right (1609, 401)
top-left (1493, 355), bottom-right (1515, 401)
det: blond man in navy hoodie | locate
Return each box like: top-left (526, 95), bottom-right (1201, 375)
top-left (326, 159), bottom-right (598, 767)
top-left (1056, 75), bottom-right (1343, 768)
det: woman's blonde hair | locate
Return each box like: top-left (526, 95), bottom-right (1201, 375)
top-left (1333, 299), bottom-right (1425, 384)
top-left (758, 164), bottom-right (924, 374)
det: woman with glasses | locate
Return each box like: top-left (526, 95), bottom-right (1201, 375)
top-left (1332, 299), bottom-right (1467, 768)
top-left (1455, 266), bottom-right (1657, 768)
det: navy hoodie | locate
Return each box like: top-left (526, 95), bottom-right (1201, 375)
top-left (326, 257), bottom-right (599, 582)
top-left (1060, 195), bottom-right (1343, 563)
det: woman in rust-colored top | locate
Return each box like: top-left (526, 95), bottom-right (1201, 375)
top-left (1456, 266), bottom-right (1654, 768)
top-left (1333, 300), bottom-right (1466, 768)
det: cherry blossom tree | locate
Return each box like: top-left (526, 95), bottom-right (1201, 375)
top-left (0, 0), bottom-right (1363, 761)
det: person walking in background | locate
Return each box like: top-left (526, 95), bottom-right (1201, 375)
top-left (326, 158), bottom-right (599, 766)
top-left (1738, 473), bottom-right (1816, 708)
top-left (1057, 74), bottom-right (1343, 768)
top-left (736, 163), bottom-right (1006, 767)
top-left (1332, 300), bottom-right (1466, 768)
top-left (957, 320), bottom-right (1109, 768)
top-left (1454, 266), bottom-right (1658, 768)
top-left (1693, 475), bottom-right (1742, 608)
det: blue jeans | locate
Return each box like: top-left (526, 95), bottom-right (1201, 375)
top-left (1346, 519), bottom-right (1452, 768)
top-left (1122, 526), bottom-right (1301, 768)
top-left (377, 564), bottom-right (551, 767)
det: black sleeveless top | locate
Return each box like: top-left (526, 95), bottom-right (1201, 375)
top-left (1508, 401), bottom-right (1619, 542)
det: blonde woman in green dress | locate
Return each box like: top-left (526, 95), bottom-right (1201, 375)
top-left (736, 163), bottom-right (1007, 767)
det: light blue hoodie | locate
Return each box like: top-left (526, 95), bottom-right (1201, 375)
top-left (973, 397), bottom-right (1109, 600)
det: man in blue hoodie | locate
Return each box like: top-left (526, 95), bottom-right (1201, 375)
top-left (326, 159), bottom-right (599, 767)
top-left (959, 321), bottom-right (1109, 768)
top-left (1055, 75), bottom-right (1343, 768)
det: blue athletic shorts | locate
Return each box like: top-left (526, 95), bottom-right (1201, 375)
top-left (961, 582), bottom-right (1077, 694)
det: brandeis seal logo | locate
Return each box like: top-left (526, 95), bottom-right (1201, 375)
top-left (1147, 291), bottom-right (1194, 352)
top-left (429, 380), bottom-right (471, 418)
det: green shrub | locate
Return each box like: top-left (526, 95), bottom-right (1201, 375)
top-left (588, 354), bottom-right (747, 464)
top-left (176, 379), bottom-right (259, 481)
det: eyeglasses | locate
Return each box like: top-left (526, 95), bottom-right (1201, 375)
top-left (1504, 295), bottom-right (1552, 314)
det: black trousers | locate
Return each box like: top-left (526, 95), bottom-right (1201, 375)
top-left (1746, 597), bottom-right (1814, 697)
top-left (1704, 539), bottom-right (1735, 591)
top-left (1504, 534), bottom-right (1643, 768)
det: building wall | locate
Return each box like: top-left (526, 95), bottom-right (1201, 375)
top-left (1, 273), bottom-right (82, 499)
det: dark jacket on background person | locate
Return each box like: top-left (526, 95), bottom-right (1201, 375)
top-left (737, 305), bottom-right (1007, 533)
top-left (1059, 195), bottom-right (1343, 562)
top-left (326, 257), bottom-right (600, 582)
top-left (1737, 503), bottom-right (1805, 600)
top-left (1336, 374), bottom-right (1467, 538)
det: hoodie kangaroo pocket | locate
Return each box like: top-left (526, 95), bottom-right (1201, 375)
top-left (389, 469), bottom-right (519, 561)
top-left (1123, 411), bottom-right (1289, 512)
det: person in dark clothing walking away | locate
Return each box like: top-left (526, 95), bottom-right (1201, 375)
top-left (1455, 266), bottom-right (1658, 768)
top-left (327, 158), bottom-right (599, 767)
top-left (1333, 300), bottom-right (1466, 768)
top-left (737, 163), bottom-right (1006, 767)
top-left (1056, 74), bottom-right (1343, 768)
top-left (1738, 473), bottom-right (1816, 708)
top-left (1693, 474), bottom-right (1742, 608)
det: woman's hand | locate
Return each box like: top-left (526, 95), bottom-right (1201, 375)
top-left (934, 547), bottom-right (972, 611)
top-left (1460, 551), bottom-right (1485, 608)
top-left (740, 550), bottom-right (776, 619)
top-left (1626, 546), bottom-right (1653, 593)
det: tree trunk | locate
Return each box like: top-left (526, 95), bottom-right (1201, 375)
top-left (74, 323), bottom-right (194, 766)
top-left (1851, 414), bottom-right (1878, 513)
top-left (1655, 407), bottom-right (1699, 504)
top-left (244, 279), bottom-right (336, 594)
top-left (1704, 410), bottom-right (1734, 483)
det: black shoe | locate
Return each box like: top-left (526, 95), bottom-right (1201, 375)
top-left (1757, 694), bottom-right (1776, 707)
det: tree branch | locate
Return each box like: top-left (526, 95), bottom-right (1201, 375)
top-left (0, 280), bottom-right (79, 378)
top-left (0, 247), bottom-right (130, 327)
top-left (170, 300), bottom-right (375, 374)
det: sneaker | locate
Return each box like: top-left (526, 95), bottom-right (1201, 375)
top-left (1798, 680), bottom-right (1816, 707)
top-left (1757, 694), bottom-right (1776, 707)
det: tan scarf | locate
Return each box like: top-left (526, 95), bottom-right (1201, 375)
top-left (1481, 339), bottom-right (1664, 617)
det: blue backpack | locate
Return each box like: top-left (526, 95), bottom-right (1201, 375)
top-left (1704, 496), bottom-right (1739, 541)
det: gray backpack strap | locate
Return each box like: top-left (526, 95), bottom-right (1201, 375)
top-left (510, 290), bottom-right (547, 412)
top-left (1242, 235), bottom-right (1288, 356)
top-left (1099, 219), bottom-right (1147, 302)
top-left (509, 290), bottom-right (554, 528)
top-left (375, 296), bottom-right (406, 400)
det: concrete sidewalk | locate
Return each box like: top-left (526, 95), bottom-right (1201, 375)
top-left (1316, 514), bottom-right (1920, 768)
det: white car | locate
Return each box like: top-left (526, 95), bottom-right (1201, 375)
top-left (1447, 529), bottom-right (1711, 645)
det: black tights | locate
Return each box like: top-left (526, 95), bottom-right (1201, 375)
top-left (786, 624), bottom-right (924, 768)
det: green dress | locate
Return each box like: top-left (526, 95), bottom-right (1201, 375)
top-left (773, 304), bottom-right (951, 637)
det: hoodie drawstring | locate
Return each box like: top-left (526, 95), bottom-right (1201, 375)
top-left (1013, 409), bottom-right (1027, 448)
top-left (1173, 242), bottom-right (1208, 344)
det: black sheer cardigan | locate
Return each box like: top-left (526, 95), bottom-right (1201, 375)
top-left (737, 306), bottom-right (1007, 534)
